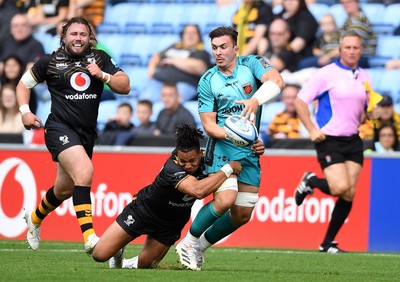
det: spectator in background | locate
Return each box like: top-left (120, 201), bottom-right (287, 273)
top-left (262, 18), bottom-right (299, 72)
top-left (265, 84), bottom-right (306, 140)
top-left (0, 55), bottom-right (38, 115)
top-left (371, 124), bottom-right (399, 153)
top-left (272, 0), bottom-right (318, 69)
top-left (0, 13), bottom-right (45, 73)
top-left (232, 0), bottom-right (274, 56)
top-left (297, 13), bottom-right (340, 70)
top-left (131, 99), bottom-right (156, 137)
top-left (68, 0), bottom-right (105, 28)
top-left (373, 94), bottom-right (400, 142)
top-left (0, 83), bottom-right (25, 133)
top-left (99, 102), bottom-right (135, 146)
top-left (140, 24), bottom-right (212, 103)
top-left (332, 0), bottom-right (377, 68)
top-left (27, 0), bottom-right (69, 35)
top-left (358, 110), bottom-right (374, 141)
top-left (0, 0), bottom-right (18, 51)
top-left (153, 83), bottom-right (196, 136)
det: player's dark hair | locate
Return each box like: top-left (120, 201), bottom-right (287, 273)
top-left (137, 99), bottom-right (153, 110)
top-left (60, 17), bottom-right (97, 49)
top-left (209, 26), bottom-right (238, 45)
top-left (175, 124), bottom-right (204, 153)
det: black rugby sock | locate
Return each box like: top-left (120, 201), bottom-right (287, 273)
top-left (31, 187), bottom-right (63, 226)
top-left (308, 175), bottom-right (331, 195)
top-left (322, 198), bottom-right (353, 245)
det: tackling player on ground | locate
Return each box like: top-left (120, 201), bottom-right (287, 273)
top-left (16, 16), bottom-right (130, 254)
top-left (176, 26), bottom-right (284, 270)
top-left (91, 124), bottom-right (245, 268)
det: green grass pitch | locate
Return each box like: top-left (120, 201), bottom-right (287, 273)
top-left (1, 240), bottom-right (399, 281)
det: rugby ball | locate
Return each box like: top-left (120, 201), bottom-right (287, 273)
top-left (224, 115), bottom-right (258, 147)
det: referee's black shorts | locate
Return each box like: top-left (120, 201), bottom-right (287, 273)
top-left (44, 121), bottom-right (95, 161)
top-left (116, 200), bottom-right (181, 246)
top-left (314, 134), bottom-right (364, 170)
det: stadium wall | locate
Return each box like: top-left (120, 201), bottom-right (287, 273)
top-left (0, 145), bottom-right (399, 252)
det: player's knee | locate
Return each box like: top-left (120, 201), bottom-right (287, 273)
top-left (330, 183), bottom-right (349, 196)
top-left (91, 249), bottom-right (107, 262)
top-left (235, 192), bottom-right (259, 208)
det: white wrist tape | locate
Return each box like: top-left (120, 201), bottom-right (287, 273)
top-left (253, 81), bottom-right (281, 106)
top-left (102, 71), bottom-right (111, 83)
top-left (220, 164), bottom-right (233, 178)
top-left (19, 104), bottom-right (31, 116)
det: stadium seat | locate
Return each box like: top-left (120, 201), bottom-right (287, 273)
top-left (369, 36), bottom-right (400, 68)
top-left (102, 3), bottom-right (140, 31)
top-left (360, 3), bottom-right (385, 26)
top-left (371, 4), bottom-right (400, 35)
top-left (35, 100), bottom-right (51, 124)
top-left (97, 100), bottom-right (119, 131)
top-left (101, 34), bottom-right (128, 65)
top-left (308, 3), bottom-right (330, 22)
top-left (124, 4), bottom-right (159, 34)
top-left (33, 32), bottom-right (53, 53)
top-left (150, 101), bottom-right (165, 122)
top-left (329, 4), bottom-right (347, 27)
top-left (183, 100), bottom-right (202, 129)
top-left (375, 70), bottom-right (400, 103)
top-left (149, 4), bottom-right (186, 34)
top-left (260, 102), bottom-right (285, 132)
top-left (204, 3), bottom-right (238, 35)
top-left (365, 67), bottom-right (383, 90)
top-left (121, 34), bottom-right (158, 67)
top-left (123, 66), bottom-right (149, 96)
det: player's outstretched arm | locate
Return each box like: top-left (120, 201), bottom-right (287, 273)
top-left (177, 161), bottom-right (241, 199)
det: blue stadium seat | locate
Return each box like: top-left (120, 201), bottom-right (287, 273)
top-left (260, 102), bottom-right (285, 132)
top-left (365, 68), bottom-right (383, 90)
top-left (183, 100), bottom-right (202, 130)
top-left (204, 3), bottom-right (238, 35)
top-left (375, 70), bottom-right (400, 103)
top-left (100, 34), bottom-right (128, 65)
top-left (35, 100), bottom-right (51, 124)
top-left (380, 3), bottom-right (400, 29)
top-left (179, 4), bottom-right (217, 34)
top-left (371, 4), bottom-right (400, 35)
top-left (149, 4), bottom-right (186, 34)
top-left (33, 32), bottom-right (53, 53)
top-left (329, 4), bottom-right (347, 27)
top-left (123, 66), bottom-right (149, 96)
top-left (150, 101), bottom-right (165, 122)
top-left (308, 3), bottom-right (330, 22)
top-left (369, 36), bottom-right (400, 68)
top-left (121, 35), bottom-right (158, 67)
top-left (102, 3), bottom-right (140, 31)
top-left (360, 3), bottom-right (385, 26)
top-left (123, 4), bottom-right (160, 34)
top-left (97, 100), bottom-right (119, 131)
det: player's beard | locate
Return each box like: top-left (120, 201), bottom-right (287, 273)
top-left (65, 41), bottom-right (90, 57)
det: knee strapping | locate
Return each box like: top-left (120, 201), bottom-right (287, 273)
top-left (215, 177), bottom-right (238, 194)
top-left (235, 192), bottom-right (259, 207)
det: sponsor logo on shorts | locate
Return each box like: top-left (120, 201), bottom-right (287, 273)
top-left (325, 155), bottom-right (332, 163)
top-left (124, 215), bottom-right (135, 226)
top-left (59, 135), bottom-right (69, 145)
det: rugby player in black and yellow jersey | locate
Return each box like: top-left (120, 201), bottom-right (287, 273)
top-left (16, 16), bottom-right (130, 254)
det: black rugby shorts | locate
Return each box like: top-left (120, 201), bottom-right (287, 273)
top-left (314, 134), bottom-right (364, 170)
top-left (44, 121), bottom-right (94, 161)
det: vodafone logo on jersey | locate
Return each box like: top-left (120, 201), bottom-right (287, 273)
top-left (70, 72), bottom-right (91, 92)
top-left (0, 158), bottom-right (37, 238)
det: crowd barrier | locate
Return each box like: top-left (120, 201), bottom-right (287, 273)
top-left (0, 145), bottom-right (399, 252)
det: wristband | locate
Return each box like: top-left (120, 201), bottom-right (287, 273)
top-left (102, 71), bottom-right (111, 83)
top-left (19, 104), bottom-right (31, 116)
top-left (253, 81), bottom-right (281, 106)
top-left (220, 164), bottom-right (233, 178)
